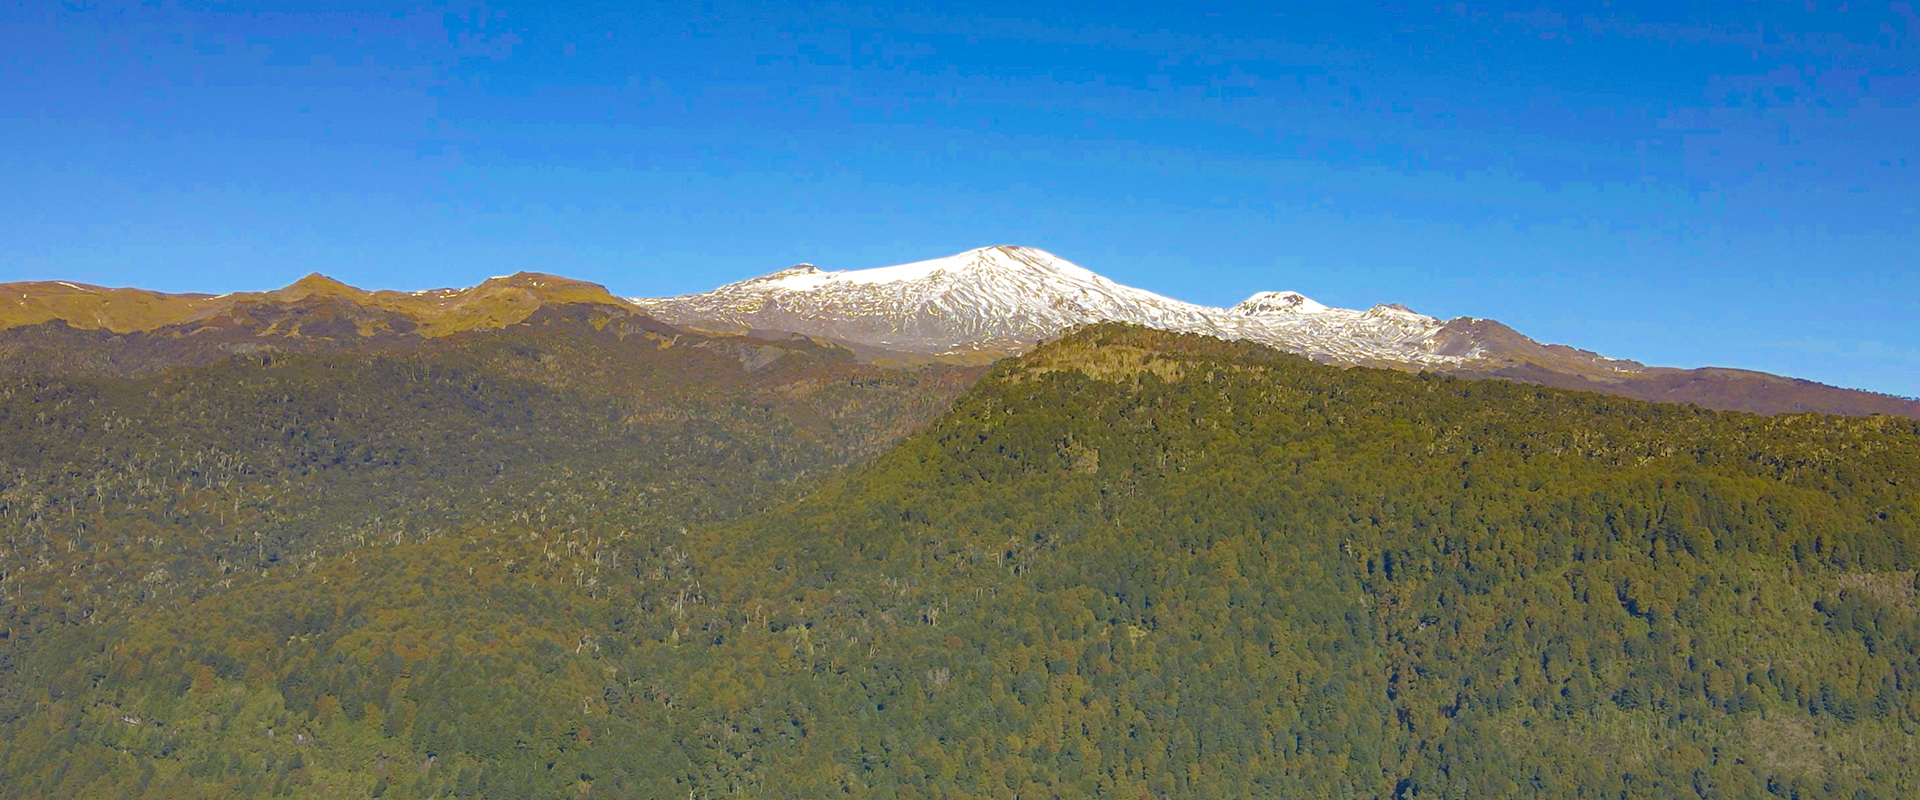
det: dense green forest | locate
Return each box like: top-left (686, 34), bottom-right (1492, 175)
top-left (4, 321), bottom-right (1918, 798)
top-left (0, 306), bottom-right (981, 797)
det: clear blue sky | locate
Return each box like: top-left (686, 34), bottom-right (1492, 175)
top-left (5, 1), bottom-right (1917, 396)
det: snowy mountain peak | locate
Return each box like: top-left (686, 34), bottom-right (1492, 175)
top-left (1232, 291), bottom-right (1330, 315)
top-left (634, 246), bottom-right (1486, 367)
top-left (772, 245), bottom-right (1100, 289)
top-left (962, 245), bottom-right (1100, 278)
top-left (1365, 303), bottom-right (1426, 319)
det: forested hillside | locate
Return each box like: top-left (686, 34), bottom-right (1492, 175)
top-left (3, 323), bottom-right (1917, 799)
top-left (0, 306), bottom-right (982, 798)
top-left (685, 327), bottom-right (1920, 799)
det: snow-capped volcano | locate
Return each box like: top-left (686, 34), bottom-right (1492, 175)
top-left (633, 245), bottom-right (1527, 369)
top-left (635, 246), bottom-right (1232, 357)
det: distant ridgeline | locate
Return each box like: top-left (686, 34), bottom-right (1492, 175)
top-left (0, 287), bottom-right (1916, 797)
top-left (0, 272), bottom-right (666, 377)
top-left (7, 267), bottom-right (1919, 418)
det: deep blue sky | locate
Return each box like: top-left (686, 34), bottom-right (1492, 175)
top-left (5, 1), bottom-right (1917, 396)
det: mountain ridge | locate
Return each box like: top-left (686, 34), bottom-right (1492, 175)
top-left (0, 271), bottom-right (627, 340)
top-left (633, 245), bottom-right (1536, 371)
top-left (6, 250), bottom-right (1916, 418)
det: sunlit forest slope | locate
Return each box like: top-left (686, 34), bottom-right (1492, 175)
top-left (3, 322), bottom-right (1917, 799)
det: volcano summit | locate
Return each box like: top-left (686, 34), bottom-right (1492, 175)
top-left (634, 245), bottom-right (1627, 373)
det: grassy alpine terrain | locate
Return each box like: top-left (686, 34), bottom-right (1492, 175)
top-left (4, 323), bottom-right (1919, 799)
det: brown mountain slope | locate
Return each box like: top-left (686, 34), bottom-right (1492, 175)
top-left (1430, 319), bottom-right (1920, 418)
top-left (1468, 361), bottom-right (1920, 418)
top-left (1429, 317), bottom-right (1645, 378)
top-left (0, 281), bottom-right (226, 332)
top-left (1627, 366), bottom-right (1920, 416)
top-left (0, 271), bottom-right (629, 340)
top-left (256, 271), bottom-right (636, 336)
top-left (0, 272), bottom-right (664, 378)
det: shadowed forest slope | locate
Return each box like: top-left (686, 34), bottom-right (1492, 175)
top-left (0, 308), bottom-right (982, 798)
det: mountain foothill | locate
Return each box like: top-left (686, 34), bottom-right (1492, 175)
top-left (1, 251), bottom-right (1917, 799)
